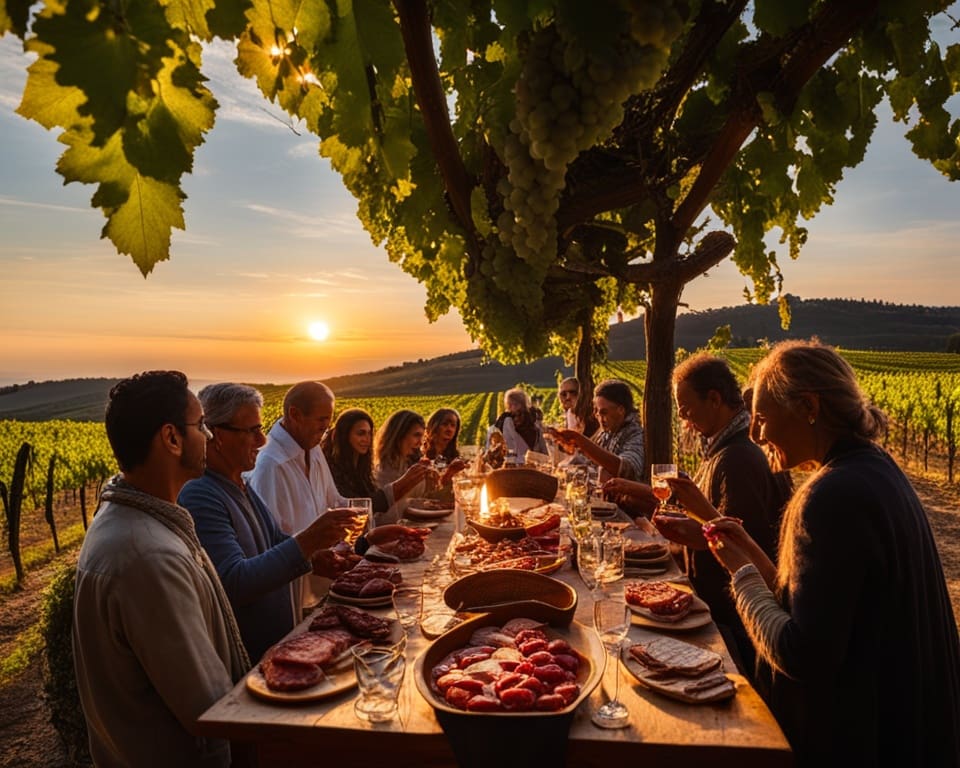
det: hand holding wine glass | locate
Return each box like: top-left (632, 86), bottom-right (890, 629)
top-left (592, 595), bottom-right (631, 729)
top-left (342, 498), bottom-right (373, 546)
top-left (650, 463), bottom-right (678, 512)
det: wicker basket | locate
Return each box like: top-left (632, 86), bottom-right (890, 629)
top-left (442, 569), bottom-right (577, 625)
top-left (484, 468), bottom-right (559, 501)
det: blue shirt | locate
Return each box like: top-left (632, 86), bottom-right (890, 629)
top-left (179, 470), bottom-right (311, 662)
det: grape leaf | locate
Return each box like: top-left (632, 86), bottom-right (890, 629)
top-left (28, 1), bottom-right (177, 145)
top-left (753, 0), bottom-right (813, 37)
top-left (58, 127), bottom-right (185, 275)
top-left (161, 0), bottom-right (218, 39)
top-left (0, 0), bottom-right (31, 38)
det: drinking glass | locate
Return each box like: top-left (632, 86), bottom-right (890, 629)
top-left (650, 463), bottom-right (678, 513)
top-left (392, 586), bottom-right (422, 634)
top-left (343, 498), bottom-right (373, 545)
top-left (597, 523), bottom-right (625, 585)
top-left (591, 595), bottom-right (631, 729)
top-left (576, 532), bottom-right (601, 594)
top-left (568, 495), bottom-right (592, 541)
top-left (352, 642), bottom-right (406, 722)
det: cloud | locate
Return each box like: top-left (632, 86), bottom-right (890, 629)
top-left (290, 141), bottom-right (321, 159)
top-left (0, 196), bottom-right (87, 214)
top-left (244, 203), bottom-right (360, 238)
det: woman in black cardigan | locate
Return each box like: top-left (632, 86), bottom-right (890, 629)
top-left (668, 340), bottom-right (960, 766)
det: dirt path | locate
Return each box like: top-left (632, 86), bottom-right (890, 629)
top-left (1, 474), bottom-right (958, 768)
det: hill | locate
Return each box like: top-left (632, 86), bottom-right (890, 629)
top-left (608, 296), bottom-right (960, 357)
top-left (3, 297), bottom-right (958, 422)
top-left (0, 353), bottom-right (575, 422)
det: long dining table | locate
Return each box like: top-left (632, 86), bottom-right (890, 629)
top-left (197, 509), bottom-right (793, 767)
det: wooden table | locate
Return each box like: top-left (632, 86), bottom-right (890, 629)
top-left (197, 514), bottom-right (792, 767)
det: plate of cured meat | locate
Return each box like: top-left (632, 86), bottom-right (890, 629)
top-left (327, 561), bottom-right (402, 607)
top-left (246, 605), bottom-right (401, 702)
top-left (625, 580), bottom-right (712, 630)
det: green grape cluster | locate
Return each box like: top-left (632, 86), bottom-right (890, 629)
top-left (493, 5), bottom-right (683, 273)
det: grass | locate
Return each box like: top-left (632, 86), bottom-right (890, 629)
top-left (0, 624), bottom-right (42, 686)
top-left (0, 522), bottom-right (86, 594)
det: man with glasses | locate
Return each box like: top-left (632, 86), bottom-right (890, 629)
top-left (73, 371), bottom-right (248, 767)
top-left (246, 381), bottom-right (349, 617)
top-left (558, 377), bottom-right (583, 432)
top-left (178, 383), bottom-right (357, 661)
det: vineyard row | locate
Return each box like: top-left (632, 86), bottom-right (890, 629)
top-left (3, 352), bottom-right (960, 508)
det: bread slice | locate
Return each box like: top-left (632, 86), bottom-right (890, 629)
top-left (628, 636), bottom-right (722, 677)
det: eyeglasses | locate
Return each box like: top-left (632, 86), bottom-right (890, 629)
top-left (183, 420), bottom-right (214, 440)
top-left (559, 390), bottom-right (577, 397)
top-left (213, 423), bottom-right (265, 437)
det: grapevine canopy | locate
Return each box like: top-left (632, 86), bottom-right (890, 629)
top-left (3, 0), bottom-right (959, 370)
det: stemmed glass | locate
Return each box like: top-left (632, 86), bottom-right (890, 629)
top-left (591, 594), bottom-right (631, 729)
top-left (650, 463), bottom-right (678, 513)
top-left (575, 532), bottom-right (601, 595)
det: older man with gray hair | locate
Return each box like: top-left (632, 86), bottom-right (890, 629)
top-left (247, 381), bottom-right (352, 616)
top-left (178, 383), bottom-right (357, 661)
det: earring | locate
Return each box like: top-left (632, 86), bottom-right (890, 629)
top-left (808, 417), bottom-right (816, 425)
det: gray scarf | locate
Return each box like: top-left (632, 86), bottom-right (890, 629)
top-left (701, 408), bottom-right (752, 459)
top-left (100, 476), bottom-right (251, 681)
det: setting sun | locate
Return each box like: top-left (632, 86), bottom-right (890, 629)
top-left (308, 321), bottom-right (330, 342)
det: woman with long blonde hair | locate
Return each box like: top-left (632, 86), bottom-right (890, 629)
top-left (667, 340), bottom-right (960, 765)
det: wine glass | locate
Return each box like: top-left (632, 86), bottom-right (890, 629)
top-left (343, 498), bottom-right (372, 545)
top-left (650, 463), bottom-right (678, 513)
top-left (592, 595), bottom-right (631, 729)
top-left (576, 532), bottom-right (601, 594)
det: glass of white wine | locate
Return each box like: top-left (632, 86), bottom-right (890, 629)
top-left (344, 497), bottom-right (373, 545)
top-left (650, 463), bottom-right (678, 513)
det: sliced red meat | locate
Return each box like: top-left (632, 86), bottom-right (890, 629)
top-left (260, 657), bottom-right (325, 692)
top-left (308, 605), bottom-right (342, 630)
top-left (266, 629), bottom-right (355, 668)
top-left (333, 605), bottom-right (393, 640)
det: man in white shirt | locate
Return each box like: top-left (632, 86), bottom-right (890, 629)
top-left (246, 381), bottom-right (346, 617)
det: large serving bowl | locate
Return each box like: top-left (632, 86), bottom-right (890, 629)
top-left (441, 569), bottom-right (577, 623)
top-left (414, 607), bottom-right (603, 764)
top-left (484, 468), bottom-right (559, 501)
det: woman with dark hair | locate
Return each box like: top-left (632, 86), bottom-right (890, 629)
top-left (550, 378), bottom-right (645, 481)
top-left (374, 409), bottom-right (435, 523)
top-left (422, 408), bottom-right (467, 484)
top-left (668, 340), bottom-right (960, 765)
top-left (320, 408), bottom-right (428, 517)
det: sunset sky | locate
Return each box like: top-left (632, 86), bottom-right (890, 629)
top-left (2, 16), bottom-right (959, 387)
